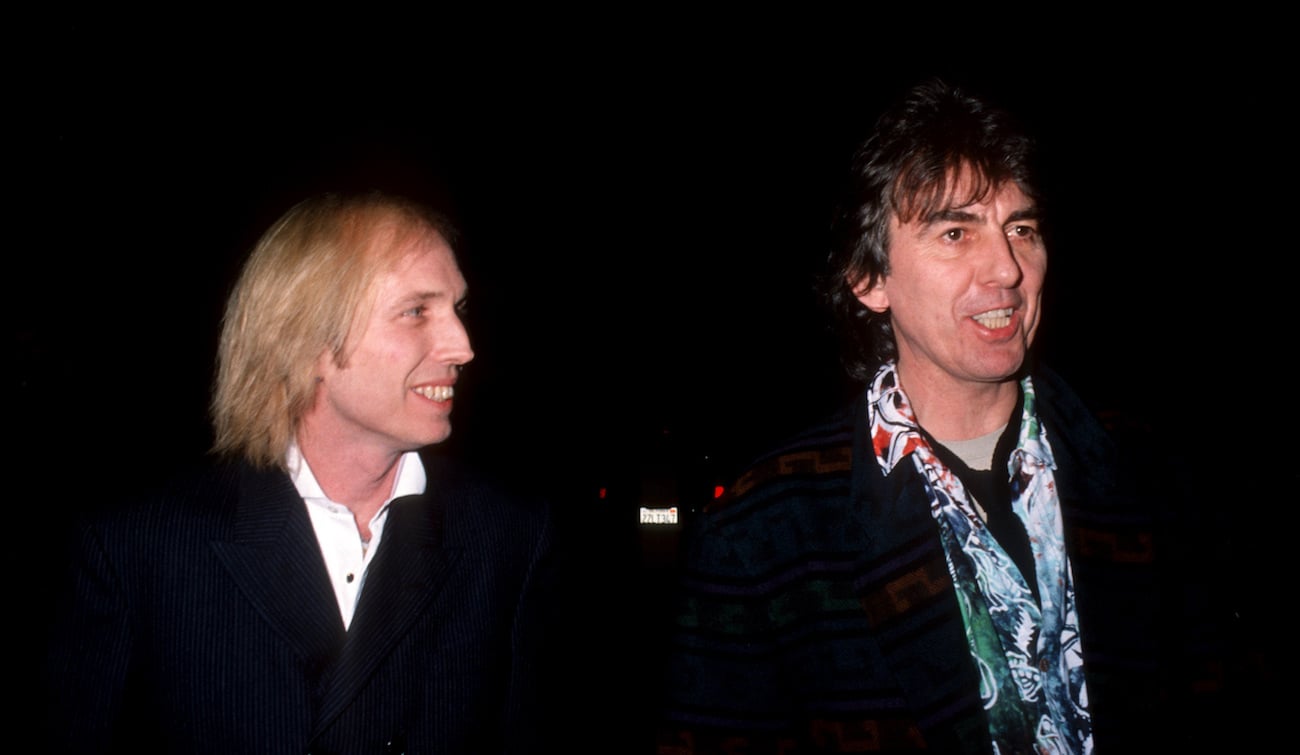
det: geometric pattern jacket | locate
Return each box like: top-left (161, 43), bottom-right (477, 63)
top-left (658, 366), bottom-right (1219, 753)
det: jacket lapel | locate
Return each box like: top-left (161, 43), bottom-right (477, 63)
top-left (312, 491), bottom-right (462, 737)
top-left (209, 462), bottom-right (346, 692)
top-left (850, 399), bottom-right (992, 754)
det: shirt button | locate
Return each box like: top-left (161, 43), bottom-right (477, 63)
top-left (346, 573), bottom-right (355, 583)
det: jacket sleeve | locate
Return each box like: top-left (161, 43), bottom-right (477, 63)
top-left (503, 498), bottom-right (559, 755)
top-left (41, 514), bottom-right (133, 754)
top-left (656, 513), bottom-right (798, 755)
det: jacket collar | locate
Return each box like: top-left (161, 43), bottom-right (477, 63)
top-left (207, 460), bottom-right (460, 738)
top-left (846, 365), bottom-right (1122, 753)
top-left (314, 491), bottom-right (460, 736)
top-left (209, 462), bottom-right (346, 668)
top-left (849, 397), bottom-right (992, 753)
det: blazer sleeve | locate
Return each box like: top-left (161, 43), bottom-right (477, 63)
top-left (41, 513), bottom-right (133, 754)
top-left (503, 497), bottom-right (559, 754)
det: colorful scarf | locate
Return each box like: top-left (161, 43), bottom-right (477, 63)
top-left (867, 363), bottom-right (1092, 754)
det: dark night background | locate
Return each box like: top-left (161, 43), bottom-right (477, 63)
top-left (11, 18), bottom-right (1290, 748)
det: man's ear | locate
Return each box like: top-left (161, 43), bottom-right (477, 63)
top-left (853, 275), bottom-right (889, 313)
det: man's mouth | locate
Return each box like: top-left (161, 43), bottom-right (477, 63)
top-left (414, 385), bottom-right (454, 401)
top-left (972, 308), bottom-right (1013, 329)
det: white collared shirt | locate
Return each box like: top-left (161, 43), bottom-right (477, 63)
top-left (287, 444), bottom-right (427, 629)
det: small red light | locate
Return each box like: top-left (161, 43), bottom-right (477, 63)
top-left (598, 487), bottom-right (607, 499)
top-left (713, 485), bottom-right (725, 499)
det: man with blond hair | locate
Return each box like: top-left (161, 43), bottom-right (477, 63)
top-left (43, 192), bottom-right (555, 753)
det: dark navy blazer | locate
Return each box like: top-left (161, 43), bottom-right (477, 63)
top-left (41, 453), bottom-right (555, 754)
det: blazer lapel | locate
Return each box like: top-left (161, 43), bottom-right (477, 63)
top-left (312, 491), bottom-right (462, 737)
top-left (850, 403), bottom-right (991, 754)
top-left (209, 463), bottom-right (346, 692)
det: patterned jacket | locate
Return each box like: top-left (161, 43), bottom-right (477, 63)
top-left (658, 366), bottom-right (1221, 753)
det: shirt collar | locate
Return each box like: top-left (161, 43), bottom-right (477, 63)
top-left (866, 362), bottom-right (1052, 475)
top-left (286, 443), bottom-right (427, 506)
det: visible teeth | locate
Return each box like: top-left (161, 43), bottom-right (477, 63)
top-left (972, 308), bottom-right (1012, 329)
top-left (415, 385), bottom-right (454, 401)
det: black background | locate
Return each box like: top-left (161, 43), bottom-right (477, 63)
top-left (16, 27), bottom-right (1285, 490)
top-left (12, 16), bottom-right (1289, 746)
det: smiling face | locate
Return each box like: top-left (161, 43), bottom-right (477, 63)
top-left (309, 227), bottom-right (474, 460)
top-left (857, 172), bottom-right (1046, 400)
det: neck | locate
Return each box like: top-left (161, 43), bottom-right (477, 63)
top-left (295, 426), bottom-right (402, 539)
top-left (896, 364), bottom-right (1021, 443)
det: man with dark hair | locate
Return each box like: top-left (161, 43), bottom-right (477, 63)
top-left (42, 193), bottom-right (556, 753)
top-left (658, 80), bottom-right (1217, 753)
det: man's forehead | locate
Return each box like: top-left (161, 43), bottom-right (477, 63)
top-left (894, 173), bottom-right (1033, 226)
top-left (371, 234), bottom-right (465, 294)
top-left (361, 216), bottom-right (448, 257)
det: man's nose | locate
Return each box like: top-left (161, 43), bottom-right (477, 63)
top-left (439, 315), bottom-right (475, 367)
top-left (980, 234), bottom-right (1024, 288)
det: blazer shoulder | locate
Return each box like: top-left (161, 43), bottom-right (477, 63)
top-left (69, 456), bottom-right (283, 552)
top-left (419, 452), bottom-right (555, 544)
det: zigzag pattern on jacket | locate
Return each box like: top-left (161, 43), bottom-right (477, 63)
top-left (664, 411), bottom-right (980, 753)
top-left (659, 365), bottom-right (1205, 754)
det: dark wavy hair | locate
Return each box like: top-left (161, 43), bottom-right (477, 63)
top-left (821, 78), bottom-right (1040, 382)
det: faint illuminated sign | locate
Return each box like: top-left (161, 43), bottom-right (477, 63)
top-left (639, 506), bottom-right (678, 525)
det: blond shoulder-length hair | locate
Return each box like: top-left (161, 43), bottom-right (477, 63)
top-left (212, 192), bottom-right (455, 469)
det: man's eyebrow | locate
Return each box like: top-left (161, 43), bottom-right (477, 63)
top-left (399, 291), bottom-right (443, 303)
top-left (395, 290), bottom-right (470, 309)
top-left (1006, 206), bottom-right (1041, 223)
top-left (921, 208), bottom-right (981, 225)
top-left (391, 291), bottom-right (448, 310)
top-left (405, 288), bottom-right (452, 300)
top-left (920, 205), bottom-right (1041, 226)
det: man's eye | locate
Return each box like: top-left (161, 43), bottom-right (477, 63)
top-left (1009, 225), bottom-right (1037, 239)
top-left (403, 306), bottom-right (427, 317)
top-left (942, 228), bottom-right (964, 242)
